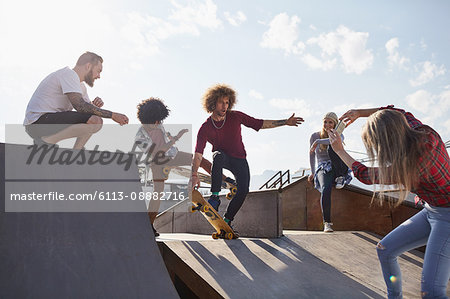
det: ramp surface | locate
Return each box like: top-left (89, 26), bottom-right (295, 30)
top-left (159, 231), bottom-right (448, 298)
top-left (0, 143), bottom-right (179, 298)
top-left (160, 233), bottom-right (383, 298)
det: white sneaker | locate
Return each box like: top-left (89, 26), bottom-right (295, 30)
top-left (324, 222), bottom-right (334, 233)
top-left (335, 176), bottom-right (345, 189)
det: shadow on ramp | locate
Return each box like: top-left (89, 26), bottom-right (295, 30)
top-left (161, 236), bottom-right (384, 298)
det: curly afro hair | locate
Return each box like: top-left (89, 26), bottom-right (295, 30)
top-left (202, 83), bottom-right (236, 113)
top-left (137, 97), bottom-right (170, 124)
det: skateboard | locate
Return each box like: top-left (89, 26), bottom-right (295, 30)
top-left (190, 189), bottom-right (239, 240)
top-left (163, 166), bottom-right (237, 200)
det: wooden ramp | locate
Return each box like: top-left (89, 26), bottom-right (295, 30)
top-left (158, 231), bottom-right (448, 298)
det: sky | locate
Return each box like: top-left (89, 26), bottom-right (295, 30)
top-left (1, 0), bottom-right (450, 176)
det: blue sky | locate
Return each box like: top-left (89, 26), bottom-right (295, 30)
top-left (1, 0), bottom-right (449, 175)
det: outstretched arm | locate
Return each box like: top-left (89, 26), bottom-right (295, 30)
top-left (160, 129), bottom-right (189, 152)
top-left (261, 113), bottom-right (304, 129)
top-left (340, 108), bottom-right (379, 126)
top-left (67, 92), bottom-right (128, 125)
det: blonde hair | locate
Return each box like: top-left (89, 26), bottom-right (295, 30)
top-left (202, 84), bottom-right (236, 113)
top-left (361, 109), bottom-right (426, 206)
top-left (319, 113), bottom-right (338, 151)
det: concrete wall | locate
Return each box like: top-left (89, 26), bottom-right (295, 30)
top-left (155, 189), bottom-right (282, 238)
top-left (281, 176), bottom-right (420, 236)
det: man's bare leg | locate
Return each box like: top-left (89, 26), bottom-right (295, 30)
top-left (73, 116), bottom-right (103, 149)
top-left (41, 116), bottom-right (103, 149)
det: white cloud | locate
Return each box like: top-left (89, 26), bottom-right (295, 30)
top-left (301, 53), bottom-right (336, 71)
top-left (260, 17), bottom-right (373, 75)
top-left (224, 11), bottom-right (247, 27)
top-left (420, 39), bottom-right (428, 51)
top-left (120, 13), bottom-right (161, 57)
top-left (269, 98), bottom-right (312, 117)
top-left (119, 0), bottom-right (222, 60)
top-left (249, 89), bottom-right (264, 100)
top-left (332, 101), bottom-right (375, 117)
top-left (443, 119), bottom-right (450, 135)
top-left (409, 61), bottom-right (446, 87)
top-left (405, 89), bottom-right (450, 127)
top-left (309, 24), bottom-right (317, 31)
top-left (169, 0), bottom-right (222, 31)
top-left (306, 25), bottom-right (373, 74)
top-left (385, 37), bottom-right (409, 70)
top-left (438, 90), bottom-right (450, 112)
top-left (405, 89), bottom-right (434, 112)
top-left (260, 13), bottom-right (305, 55)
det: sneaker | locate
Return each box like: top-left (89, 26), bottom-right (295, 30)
top-left (323, 222), bottom-right (334, 233)
top-left (208, 194), bottom-right (221, 212)
top-left (335, 176), bottom-right (345, 189)
top-left (224, 218), bottom-right (240, 238)
top-left (224, 217), bottom-right (232, 226)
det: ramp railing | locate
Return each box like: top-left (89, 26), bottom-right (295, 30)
top-left (259, 170), bottom-right (290, 190)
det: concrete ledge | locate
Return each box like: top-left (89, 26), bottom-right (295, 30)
top-left (155, 199), bottom-right (190, 233)
top-left (155, 189), bottom-right (282, 238)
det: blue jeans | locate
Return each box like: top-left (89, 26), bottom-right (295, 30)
top-left (376, 203), bottom-right (450, 299)
top-left (316, 167), bottom-right (334, 223)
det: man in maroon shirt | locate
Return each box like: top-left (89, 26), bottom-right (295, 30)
top-left (191, 84), bottom-right (304, 228)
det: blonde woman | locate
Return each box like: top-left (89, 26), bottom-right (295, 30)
top-left (309, 112), bottom-right (352, 232)
top-left (330, 105), bottom-right (449, 298)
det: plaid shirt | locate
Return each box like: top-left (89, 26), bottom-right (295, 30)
top-left (352, 106), bottom-right (450, 207)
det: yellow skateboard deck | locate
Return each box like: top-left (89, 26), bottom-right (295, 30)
top-left (190, 189), bottom-right (238, 239)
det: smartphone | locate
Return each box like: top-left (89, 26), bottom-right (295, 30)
top-left (335, 120), bottom-right (346, 135)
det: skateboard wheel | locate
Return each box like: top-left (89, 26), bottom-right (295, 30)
top-left (163, 167), bottom-right (170, 175)
top-left (201, 205), bottom-right (209, 213)
top-left (212, 233), bottom-right (219, 239)
top-left (189, 206), bottom-right (196, 213)
top-left (226, 232), bottom-right (234, 240)
top-left (231, 187), bottom-right (237, 195)
top-left (226, 193), bottom-right (232, 200)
